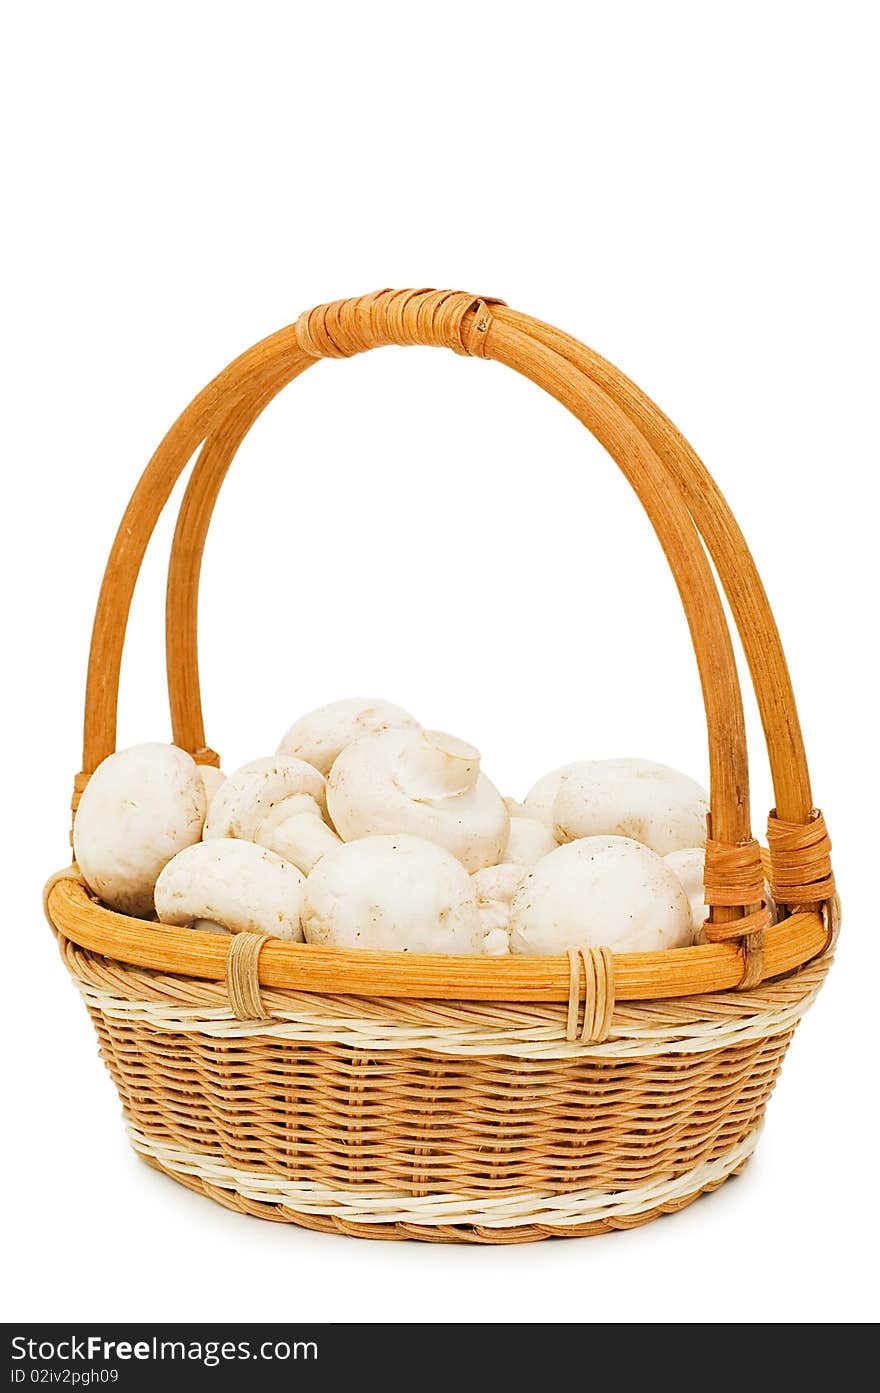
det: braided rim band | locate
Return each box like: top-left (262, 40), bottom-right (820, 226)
top-left (767, 809), bottom-right (835, 905)
top-left (125, 1122), bottom-right (761, 1230)
top-left (295, 288), bottom-right (504, 360)
top-left (137, 1149), bottom-right (755, 1242)
top-left (63, 934), bottom-right (831, 1060)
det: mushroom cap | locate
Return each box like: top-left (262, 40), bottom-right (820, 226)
top-left (509, 835), bottom-right (693, 955)
top-left (197, 765), bottom-right (226, 806)
top-left (277, 697), bottom-right (419, 776)
top-left (73, 742), bottom-right (206, 917)
top-left (302, 834), bottom-right (482, 953)
top-left (526, 758), bottom-right (708, 856)
top-left (204, 755), bottom-right (327, 840)
top-left (664, 846), bottom-right (778, 938)
top-left (155, 838), bottom-right (305, 941)
top-left (521, 768), bottom-right (569, 824)
top-left (327, 728), bottom-right (509, 873)
top-left (662, 847), bottom-right (709, 935)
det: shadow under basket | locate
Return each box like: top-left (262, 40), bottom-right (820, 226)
top-left (45, 289), bottom-right (837, 1243)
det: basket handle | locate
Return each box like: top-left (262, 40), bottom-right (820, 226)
top-left (77, 291), bottom-right (831, 936)
top-left (495, 308), bottom-right (833, 909)
top-left (499, 310), bottom-right (812, 816)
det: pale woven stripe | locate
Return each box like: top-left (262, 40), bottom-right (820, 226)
top-left (79, 981), bottom-right (819, 1059)
top-left (128, 1123), bottom-right (759, 1227)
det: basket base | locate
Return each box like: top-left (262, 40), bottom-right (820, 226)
top-left (132, 1128), bottom-right (757, 1244)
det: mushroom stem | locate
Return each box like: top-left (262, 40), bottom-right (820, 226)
top-left (394, 730), bottom-right (481, 800)
top-left (190, 918), bottom-right (232, 936)
top-left (257, 813), bottom-right (341, 875)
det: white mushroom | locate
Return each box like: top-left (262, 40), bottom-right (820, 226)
top-left (471, 863), bottom-right (531, 956)
top-left (521, 766), bottom-right (569, 824)
top-left (73, 742), bottom-right (206, 917)
top-left (155, 839), bottom-right (305, 941)
top-left (205, 755), bottom-right (327, 835)
top-left (509, 836), bottom-right (693, 955)
top-left (203, 755), bottom-right (338, 873)
top-left (197, 765), bottom-right (226, 806)
top-left (525, 758), bottom-right (708, 856)
top-left (663, 847), bottom-right (709, 937)
top-left (327, 728), bottom-right (509, 873)
top-left (664, 846), bottom-right (778, 940)
top-left (302, 834), bottom-right (482, 953)
top-left (277, 697), bottom-right (419, 776)
top-left (503, 798), bottom-right (559, 866)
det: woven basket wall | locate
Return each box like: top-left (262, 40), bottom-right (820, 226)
top-left (46, 290), bottom-right (836, 1242)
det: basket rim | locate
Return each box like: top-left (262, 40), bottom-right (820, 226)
top-left (47, 876), bottom-right (829, 1004)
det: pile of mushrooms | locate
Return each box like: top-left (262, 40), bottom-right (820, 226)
top-left (73, 697), bottom-right (774, 956)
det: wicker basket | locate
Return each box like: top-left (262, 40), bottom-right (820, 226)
top-left (46, 289), bottom-right (836, 1242)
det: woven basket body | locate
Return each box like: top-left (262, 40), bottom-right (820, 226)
top-left (47, 291), bottom-right (836, 1242)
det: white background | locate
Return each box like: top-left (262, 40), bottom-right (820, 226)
top-left (3, 1), bottom-right (877, 1324)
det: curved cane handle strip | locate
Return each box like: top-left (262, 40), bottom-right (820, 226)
top-left (166, 358), bottom-right (306, 754)
top-left (482, 314), bottom-right (750, 862)
top-left (79, 326), bottom-right (316, 778)
top-left (496, 308), bottom-right (814, 826)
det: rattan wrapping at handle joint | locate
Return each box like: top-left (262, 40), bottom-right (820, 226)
top-left (70, 772), bottom-right (90, 821)
top-left (225, 932), bottom-right (271, 1021)
top-left (566, 947), bottom-right (615, 1043)
top-left (767, 809), bottom-right (835, 905)
top-left (703, 905), bottom-right (771, 943)
top-left (704, 837), bottom-right (765, 908)
top-left (295, 288), bottom-right (505, 361)
top-left (191, 746), bottom-right (221, 769)
top-left (701, 837), bottom-right (769, 990)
